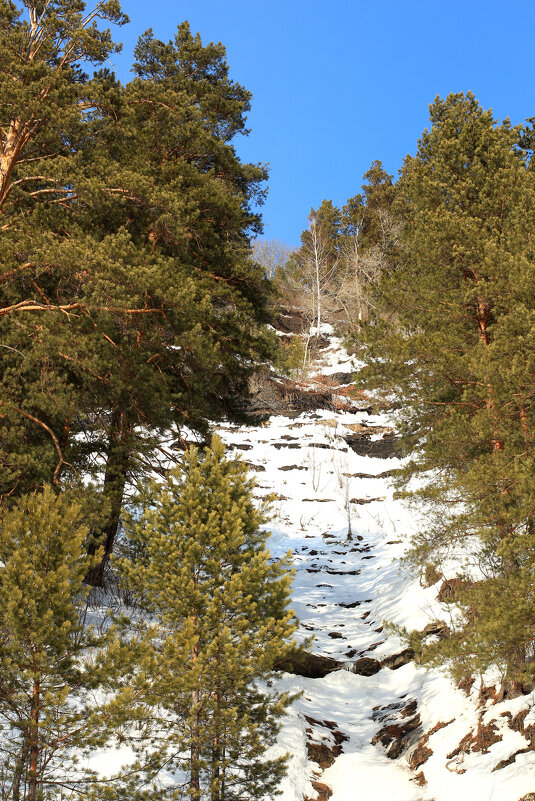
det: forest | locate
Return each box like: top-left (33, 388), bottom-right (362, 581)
top-left (2, 1), bottom-right (535, 800)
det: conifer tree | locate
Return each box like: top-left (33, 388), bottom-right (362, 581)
top-left (360, 92), bottom-right (535, 690)
top-left (0, 487), bottom-right (138, 800)
top-left (0, 3), bottom-right (274, 584)
top-left (119, 437), bottom-right (297, 801)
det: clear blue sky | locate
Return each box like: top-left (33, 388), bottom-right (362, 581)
top-left (110, 0), bottom-right (534, 246)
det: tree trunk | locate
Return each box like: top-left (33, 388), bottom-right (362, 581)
top-left (28, 673), bottom-right (40, 801)
top-left (85, 405), bottom-right (131, 586)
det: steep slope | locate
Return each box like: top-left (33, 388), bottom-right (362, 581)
top-left (217, 325), bottom-right (535, 801)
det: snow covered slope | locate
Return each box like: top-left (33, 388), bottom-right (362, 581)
top-left (217, 326), bottom-right (535, 801)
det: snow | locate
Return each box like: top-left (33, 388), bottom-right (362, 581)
top-left (214, 325), bottom-right (535, 801)
top-left (77, 322), bottom-right (535, 800)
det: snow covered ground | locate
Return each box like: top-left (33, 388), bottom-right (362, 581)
top-left (216, 326), bottom-right (535, 801)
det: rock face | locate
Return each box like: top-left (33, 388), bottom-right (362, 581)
top-left (274, 650), bottom-right (342, 679)
top-left (232, 368), bottom-right (341, 418)
top-left (437, 577), bottom-right (472, 602)
top-left (345, 428), bottom-right (399, 459)
top-left (352, 657), bottom-right (381, 676)
top-left (380, 648), bottom-right (415, 670)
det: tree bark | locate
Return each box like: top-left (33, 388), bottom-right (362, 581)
top-left (28, 672), bottom-right (40, 801)
top-left (85, 405), bottom-right (131, 586)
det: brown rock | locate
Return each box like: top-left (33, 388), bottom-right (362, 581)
top-left (410, 743), bottom-right (433, 770)
top-left (274, 650), bottom-right (342, 679)
top-left (437, 577), bottom-right (471, 602)
top-left (352, 657), bottom-right (381, 676)
top-left (471, 720), bottom-right (502, 754)
top-left (307, 742), bottom-right (336, 770)
top-left (412, 771), bottom-right (427, 786)
top-left (422, 620), bottom-right (449, 639)
top-left (493, 747), bottom-right (531, 771)
top-left (380, 648), bottom-right (415, 670)
top-left (371, 715), bottom-right (422, 758)
top-left (310, 780), bottom-right (333, 801)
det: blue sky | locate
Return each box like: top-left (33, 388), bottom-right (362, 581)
top-left (111, 0), bottom-right (534, 246)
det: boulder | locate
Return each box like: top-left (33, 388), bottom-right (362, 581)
top-left (380, 648), bottom-right (415, 670)
top-left (352, 657), bottom-right (381, 676)
top-left (437, 577), bottom-right (471, 602)
top-left (274, 650), bottom-right (342, 679)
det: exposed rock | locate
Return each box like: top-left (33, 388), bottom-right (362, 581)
top-left (338, 600), bottom-right (361, 608)
top-left (493, 747), bottom-right (531, 771)
top-left (371, 714), bottom-right (421, 758)
top-left (328, 632), bottom-right (344, 639)
top-left (410, 742), bottom-right (433, 770)
top-left (345, 430), bottom-right (399, 459)
top-left (422, 621), bottom-right (449, 639)
top-left (447, 720), bottom-right (502, 759)
top-left (324, 567), bottom-right (360, 576)
top-left (352, 657), bottom-right (381, 676)
top-left (273, 308), bottom-right (308, 334)
top-left (437, 577), bottom-right (471, 602)
top-left (344, 469), bottom-right (395, 479)
top-left (231, 367), bottom-right (341, 419)
top-left (410, 719), bottom-right (454, 771)
top-left (412, 771), bottom-right (427, 786)
top-left (519, 795), bottom-right (535, 801)
top-left (243, 461), bottom-right (265, 472)
top-left (350, 497), bottom-right (385, 505)
top-left (307, 742), bottom-right (336, 770)
top-left (303, 498), bottom-right (335, 503)
top-left (380, 648), bottom-right (415, 670)
top-left (274, 650), bottom-right (342, 678)
top-left (509, 708), bottom-right (535, 748)
top-left (305, 780), bottom-right (333, 801)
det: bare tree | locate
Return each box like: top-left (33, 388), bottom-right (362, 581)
top-left (252, 239), bottom-right (295, 279)
top-left (336, 208), bottom-right (401, 327)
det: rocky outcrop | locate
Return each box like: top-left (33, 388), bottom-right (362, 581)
top-left (274, 650), bottom-right (342, 678)
top-left (345, 426), bottom-right (399, 458)
top-left (380, 648), bottom-right (415, 670)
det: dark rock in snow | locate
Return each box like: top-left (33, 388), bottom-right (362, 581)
top-left (345, 430), bottom-right (399, 459)
top-left (352, 657), bottom-right (381, 676)
top-left (437, 577), bottom-right (472, 602)
top-left (231, 367), bottom-right (342, 418)
top-left (422, 621), bottom-right (449, 639)
top-left (493, 748), bottom-right (531, 771)
top-left (380, 648), bottom-right (415, 670)
top-left (307, 780), bottom-right (333, 801)
top-left (306, 742), bottom-right (336, 769)
top-left (371, 714), bottom-right (421, 758)
top-left (274, 650), bottom-right (342, 678)
top-left (350, 497), bottom-right (384, 505)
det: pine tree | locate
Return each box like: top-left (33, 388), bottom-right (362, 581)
top-left (0, 4), bottom-right (274, 584)
top-left (0, 487), bottom-right (138, 800)
top-left (359, 92), bottom-right (535, 691)
top-left (119, 436), bottom-right (297, 801)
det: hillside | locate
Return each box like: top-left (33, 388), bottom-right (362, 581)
top-left (217, 325), bottom-right (535, 801)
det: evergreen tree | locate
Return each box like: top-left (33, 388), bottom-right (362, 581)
top-left (119, 437), bottom-right (297, 801)
top-left (360, 92), bottom-right (535, 690)
top-left (0, 487), bottom-right (137, 800)
top-left (0, 3), bottom-right (274, 583)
